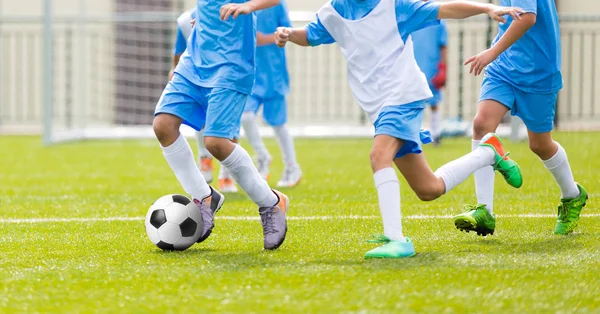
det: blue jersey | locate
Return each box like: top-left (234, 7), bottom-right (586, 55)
top-left (412, 21), bottom-right (447, 85)
top-left (253, 1), bottom-right (292, 99)
top-left (175, 0), bottom-right (256, 95)
top-left (306, 0), bottom-right (440, 46)
top-left (486, 0), bottom-right (562, 93)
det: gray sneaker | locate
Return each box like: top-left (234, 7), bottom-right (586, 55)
top-left (194, 187), bottom-right (225, 243)
top-left (259, 190), bottom-right (289, 250)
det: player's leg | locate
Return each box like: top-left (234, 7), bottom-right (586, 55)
top-left (153, 74), bottom-right (224, 243)
top-left (453, 77), bottom-right (512, 235)
top-left (241, 96), bottom-right (272, 180)
top-left (516, 91), bottom-right (587, 235)
top-left (218, 135), bottom-right (239, 193)
top-left (203, 88), bottom-right (287, 250)
top-left (195, 129), bottom-right (214, 183)
top-left (263, 96), bottom-right (302, 188)
top-left (429, 91), bottom-right (442, 145)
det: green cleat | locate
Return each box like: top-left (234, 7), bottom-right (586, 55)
top-left (555, 183), bottom-right (588, 235)
top-left (453, 204), bottom-right (496, 236)
top-left (479, 133), bottom-right (523, 188)
top-left (364, 235), bottom-right (416, 259)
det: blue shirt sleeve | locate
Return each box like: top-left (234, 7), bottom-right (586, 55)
top-left (173, 26), bottom-right (187, 56)
top-left (395, 0), bottom-right (441, 40)
top-left (278, 1), bottom-right (292, 28)
top-left (306, 17), bottom-right (336, 46)
top-left (512, 0), bottom-right (537, 14)
top-left (438, 21), bottom-right (448, 47)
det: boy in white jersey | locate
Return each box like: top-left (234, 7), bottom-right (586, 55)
top-left (275, 0), bottom-right (524, 258)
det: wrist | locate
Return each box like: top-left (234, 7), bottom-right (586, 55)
top-left (247, 0), bottom-right (257, 12)
top-left (484, 3), bottom-right (495, 14)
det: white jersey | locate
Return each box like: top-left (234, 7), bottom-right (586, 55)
top-left (317, 0), bottom-right (433, 123)
top-left (177, 9), bottom-right (195, 39)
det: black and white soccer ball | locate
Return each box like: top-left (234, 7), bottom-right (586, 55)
top-left (145, 194), bottom-right (203, 251)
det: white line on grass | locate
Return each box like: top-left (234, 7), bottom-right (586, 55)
top-left (1, 213), bottom-right (599, 224)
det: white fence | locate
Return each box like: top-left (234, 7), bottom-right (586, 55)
top-left (1, 8), bottom-right (600, 142)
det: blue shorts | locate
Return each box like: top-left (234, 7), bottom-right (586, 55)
top-left (479, 75), bottom-right (557, 133)
top-left (244, 95), bottom-right (287, 126)
top-left (155, 73), bottom-right (246, 139)
top-left (374, 102), bottom-right (432, 159)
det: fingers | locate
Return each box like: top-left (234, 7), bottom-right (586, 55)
top-left (220, 4), bottom-right (236, 20)
top-left (464, 56), bottom-right (476, 66)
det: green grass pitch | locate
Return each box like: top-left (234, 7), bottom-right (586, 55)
top-left (1, 134), bottom-right (598, 313)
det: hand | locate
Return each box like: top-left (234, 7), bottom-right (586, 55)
top-left (274, 27), bottom-right (291, 48)
top-left (486, 5), bottom-right (524, 23)
top-left (190, 19), bottom-right (196, 27)
top-left (431, 62), bottom-right (447, 89)
top-left (168, 68), bottom-right (175, 81)
top-left (220, 1), bottom-right (256, 20)
top-left (464, 48), bottom-right (499, 76)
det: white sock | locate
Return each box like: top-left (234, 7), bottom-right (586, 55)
top-left (194, 130), bottom-right (212, 159)
top-left (241, 112), bottom-right (271, 161)
top-left (434, 146), bottom-right (496, 193)
top-left (431, 110), bottom-right (441, 138)
top-left (221, 145), bottom-right (278, 207)
top-left (218, 164), bottom-right (233, 180)
top-left (373, 168), bottom-right (404, 241)
top-left (542, 142), bottom-right (579, 199)
top-left (273, 125), bottom-right (298, 167)
top-left (472, 140), bottom-right (495, 214)
top-left (161, 134), bottom-right (211, 200)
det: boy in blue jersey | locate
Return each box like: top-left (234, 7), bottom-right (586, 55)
top-left (454, 0), bottom-right (588, 236)
top-left (240, 0), bottom-right (302, 187)
top-left (275, 0), bottom-right (524, 258)
top-left (169, 8), bottom-right (239, 193)
top-left (154, 0), bottom-right (289, 250)
top-left (411, 20), bottom-right (448, 145)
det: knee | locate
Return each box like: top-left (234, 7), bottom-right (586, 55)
top-left (204, 137), bottom-right (233, 160)
top-left (241, 111), bottom-right (256, 124)
top-left (369, 147), bottom-right (393, 172)
top-left (414, 188), bottom-right (440, 202)
top-left (529, 139), bottom-right (555, 158)
top-left (472, 114), bottom-right (494, 139)
top-left (153, 114), bottom-right (180, 146)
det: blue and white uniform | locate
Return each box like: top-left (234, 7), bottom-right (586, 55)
top-left (156, 0), bottom-right (257, 140)
top-left (306, 0), bottom-right (439, 157)
top-left (244, 0), bottom-right (292, 127)
top-left (173, 8), bottom-right (195, 56)
top-left (411, 21), bottom-right (447, 106)
top-left (480, 0), bottom-right (562, 133)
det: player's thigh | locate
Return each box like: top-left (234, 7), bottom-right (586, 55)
top-left (243, 95), bottom-right (262, 114)
top-left (262, 96), bottom-right (288, 127)
top-left (155, 73), bottom-right (208, 131)
top-left (204, 88), bottom-right (248, 140)
top-left (475, 76), bottom-right (513, 129)
top-left (514, 91), bottom-right (557, 134)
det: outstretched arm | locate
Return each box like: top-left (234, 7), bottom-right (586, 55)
top-left (464, 13), bottom-right (536, 75)
top-left (274, 27), bottom-right (310, 47)
top-left (220, 0), bottom-right (280, 20)
top-left (438, 1), bottom-right (523, 23)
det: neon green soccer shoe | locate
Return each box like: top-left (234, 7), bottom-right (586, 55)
top-left (453, 204), bottom-right (496, 236)
top-left (479, 133), bottom-right (523, 188)
top-left (364, 235), bottom-right (416, 259)
top-left (555, 183), bottom-right (588, 235)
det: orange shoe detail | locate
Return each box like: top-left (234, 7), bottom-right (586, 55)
top-left (272, 190), bottom-right (289, 213)
top-left (200, 157), bottom-right (213, 172)
top-left (481, 134), bottom-right (507, 159)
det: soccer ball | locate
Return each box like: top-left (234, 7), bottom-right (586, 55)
top-left (145, 194), bottom-right (203, 251)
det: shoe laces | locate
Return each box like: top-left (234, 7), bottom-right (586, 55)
top-left (367, 234), bottom-right (390, 244)
top-left (462, 204), bottom-right (486, 212)
top-left (260, 208), bottom-right (277, 235)
top-left (557, 203), bottom-right (568, 222)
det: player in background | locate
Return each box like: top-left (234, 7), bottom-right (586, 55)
top-left (454, 0), bottom-right (588, 236)
top-left (241, 0), bottom-right (302, 187)
top-left (275, 0), bottom-right (524, 258)
top-left (169, 8), bottom-right (239, 193)
top-left (154, 0), bottom-right (289, 250)
top-left (411, 19), bottom-right (447, 145)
